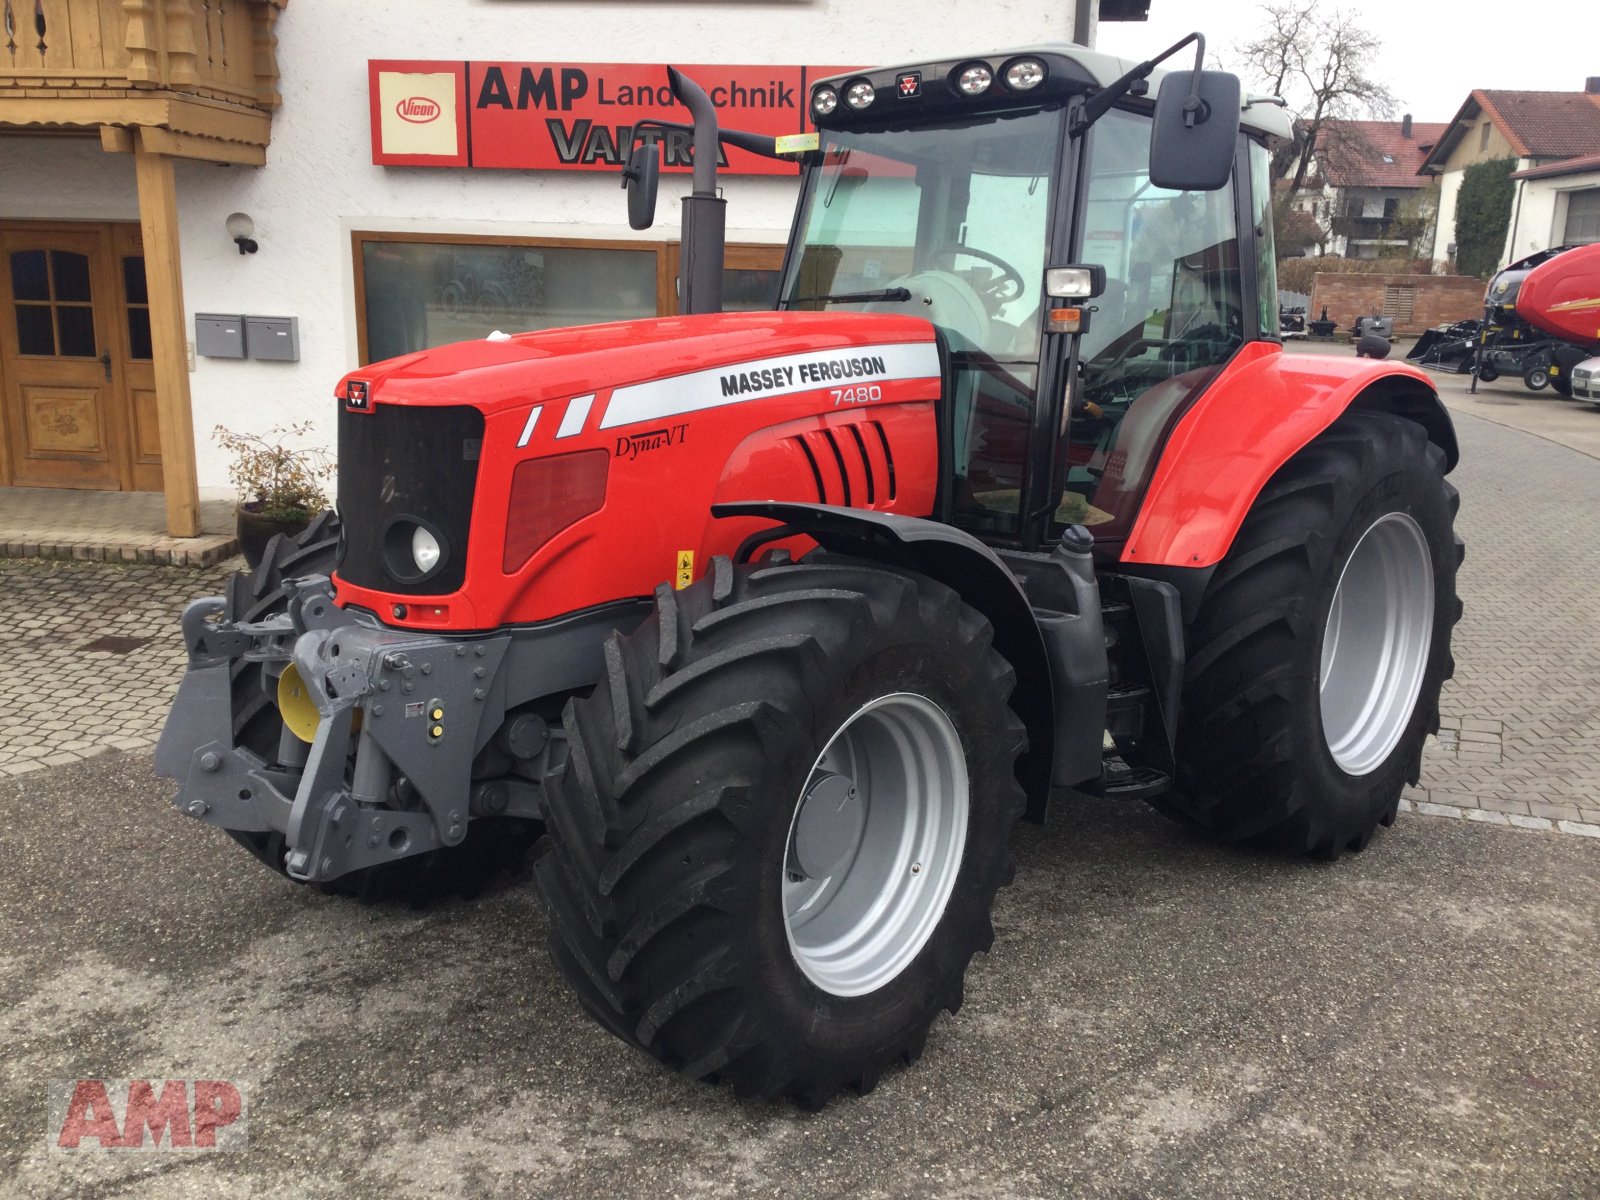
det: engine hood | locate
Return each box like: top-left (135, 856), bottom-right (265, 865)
top-left (340, 311), bottom-right (943, 417)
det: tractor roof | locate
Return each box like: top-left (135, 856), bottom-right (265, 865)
top-left (813, 45), bottom-right (1293, 145)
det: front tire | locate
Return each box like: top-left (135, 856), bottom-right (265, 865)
top-left (536, 556), bottom-right (1026, 1106)
top-left (1523, 363), bottom-right (1551, 391)
top-left (1160, 411), bottom-right (1462, 857)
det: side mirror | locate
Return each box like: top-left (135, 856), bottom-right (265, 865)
top-left (1149, 69), bottom-right (1241, 192)
top-left (622, 142), bottom-right (661, 230)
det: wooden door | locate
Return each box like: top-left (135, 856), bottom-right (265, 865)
top-left (110, 224), bottom-right (163, 492)
top-left (0, 221), bottom-right (158, 490)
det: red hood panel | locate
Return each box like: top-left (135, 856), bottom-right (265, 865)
top-left (343, 311), bottom-right (941, 413)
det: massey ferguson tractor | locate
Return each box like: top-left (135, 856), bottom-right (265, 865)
top-left (157, 37), bottom-right (1463, 1106)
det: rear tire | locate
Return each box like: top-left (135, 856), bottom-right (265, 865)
top-left (1159, 412), bottom-right (1462, 857)
top-left (1523, 363), bottom-right (1551, 391)
top-left (536, 556), bottom-right (1026, 1106)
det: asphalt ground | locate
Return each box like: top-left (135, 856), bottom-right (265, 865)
top-left (1, 343), bottom-right (1598, 1197)
top-left (2, 752), bottom-right (1596, 1199)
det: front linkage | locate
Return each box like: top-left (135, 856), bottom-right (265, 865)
top-left (154, 573), bottom-right (531, 883)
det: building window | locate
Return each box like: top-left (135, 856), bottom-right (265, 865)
top-left (353, 232), bottom-right (783, 364)
top-left (1564, 189), bottom-right (1600, 244)
top-left (1479, 122), bottom-right (1492, 151)
top-left (1382, 284), bottom-right (1417, 323)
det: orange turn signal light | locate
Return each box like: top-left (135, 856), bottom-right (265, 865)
top-left (1047, 307), bottom-right (1085, 334)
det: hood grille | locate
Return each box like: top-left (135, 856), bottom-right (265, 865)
top-left (788, 420), bottom-right (897, 508)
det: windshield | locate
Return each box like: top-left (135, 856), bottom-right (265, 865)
top-left (781, 108), bottom-right (1064, 364)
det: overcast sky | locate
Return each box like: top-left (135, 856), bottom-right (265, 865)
top-left (1095, 1), bottom-right (1599, 125)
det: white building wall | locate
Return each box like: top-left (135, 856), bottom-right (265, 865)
top-left (156, 0), bottom-right (1077, 493)
top-left (0, 138), bottom-right (140, 222)
top-left (1502, 171), bottom-right (1600, 265)
top-left (1431, 169), bottom-right (1462, 271)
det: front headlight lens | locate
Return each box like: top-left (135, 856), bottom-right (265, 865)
top-left (412, 524), bottom-right (442, 575)
top-left (1005, 59), bottom-right (1046, 90)
top-left (846, 80), bottom-right (876, 109)
top-left (958, 65), bottom-right (993, 95)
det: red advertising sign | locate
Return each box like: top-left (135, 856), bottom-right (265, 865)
top-left (369, 60), bottom-right (852, 175)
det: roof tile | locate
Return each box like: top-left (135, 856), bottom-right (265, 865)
top-left (1475, 90), bottom-right (1600, 159)
top-left (1318, 119), bottom-right (1449, 189)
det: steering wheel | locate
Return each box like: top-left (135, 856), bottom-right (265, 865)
top-left (925, 245), bottom-right (1025, 308)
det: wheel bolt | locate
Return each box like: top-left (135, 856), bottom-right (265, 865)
top-left (910, 862), bottom-right (922, 875)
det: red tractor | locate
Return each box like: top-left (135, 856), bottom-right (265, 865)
top-left (158, 37), bottom-right (1462, 1106)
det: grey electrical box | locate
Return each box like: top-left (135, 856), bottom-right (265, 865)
top-left (245, 315), bottom-right (300, 362)
top-left (195, 313), bottom-right (246, 359)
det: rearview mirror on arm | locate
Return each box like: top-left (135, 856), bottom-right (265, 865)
top-left (1148, 69), bottom-right (1241, 192)
top-left (622, 142), bottom-right (661, 230)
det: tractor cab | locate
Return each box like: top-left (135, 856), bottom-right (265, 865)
top-left (778, 47), bottom-right (1289, 553)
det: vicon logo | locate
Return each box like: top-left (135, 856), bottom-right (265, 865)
top-left (395, 96), bottom-right (442, 123)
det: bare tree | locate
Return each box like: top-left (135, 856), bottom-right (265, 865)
top-left (1237, 3), bottom-right (1396, 221)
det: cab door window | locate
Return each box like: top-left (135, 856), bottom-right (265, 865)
top-left (1060, 107), bottom-right (1243, 537)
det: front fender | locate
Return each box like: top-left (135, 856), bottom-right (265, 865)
top-left (1122, 343), bottom-right (1457, 570)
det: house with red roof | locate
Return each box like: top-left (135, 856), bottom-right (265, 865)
top-left (1292, 116), bottom-right (1448, 259)
top-left (1418, 83), bottom-right (1600, 269)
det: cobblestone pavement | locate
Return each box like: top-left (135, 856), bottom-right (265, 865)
top-left (0, 408), bottom-right (1597, 837)
top-left (0, 558), bottom-right (235, 777)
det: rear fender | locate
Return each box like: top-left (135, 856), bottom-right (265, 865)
top-left (712, 501), bottom-right (1056, 821)
top-left (1122, 344), bottom-right (1457, 571)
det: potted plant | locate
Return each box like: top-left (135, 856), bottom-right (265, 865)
top-left (214, 421), bottom-right (333, 567)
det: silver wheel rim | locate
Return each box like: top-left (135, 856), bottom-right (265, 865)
top-left (782, 693), bottom-right (968, 997)
top-left (1319, 512), bottom-right (1434, 776)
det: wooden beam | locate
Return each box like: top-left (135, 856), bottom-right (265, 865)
top-left (100, 125), bottom-right (136, 153)
top-left (137, 126), bottom-right (266, 165)
top-left (0, 94), bottom-right (175, 129)
top-left (0, 94), bottom-right (273, 150)
top-left (133, 144), bottom-right (202, 538)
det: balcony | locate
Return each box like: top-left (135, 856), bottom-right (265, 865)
top-left (0, 0), bottom-right (285, 162)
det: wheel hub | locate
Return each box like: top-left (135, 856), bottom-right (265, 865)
top-left (792, 772), bottom-right (864, 880)
top-left (782, 693), bottom-right (968, 997)
top-left (1319, 512), bottom-right (1434, 776)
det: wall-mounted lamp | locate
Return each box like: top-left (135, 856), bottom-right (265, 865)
top-left (226, 212), bottom-right (258, 255)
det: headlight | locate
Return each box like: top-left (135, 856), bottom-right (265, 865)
top-left (381, 516), bottom-right (450, 585)
top-left (845, 80), bottom-right (875, 109)
top-left (812, 86), bottom-right (839, 116)
top-left (411, 524), bottom-right (441, 575)
top-left (1005, 59), bottom-right (1046, 90)
top-left (957, 64), bottom-right (993, 96)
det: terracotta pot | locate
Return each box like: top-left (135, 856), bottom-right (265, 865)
top-left (236, 504), bottom-right (310, 569)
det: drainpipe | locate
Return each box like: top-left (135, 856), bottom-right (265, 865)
top-left (1073, 0), bottom-right (1093, 46)
top-left (1504, 171), bottom-right (1525, 270)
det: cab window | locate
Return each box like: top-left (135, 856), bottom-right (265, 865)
top-left (1057, 106), bottom-right (1244, 538)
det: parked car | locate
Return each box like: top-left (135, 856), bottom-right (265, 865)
top-left (1571, 355), bottom-right (1600, 403)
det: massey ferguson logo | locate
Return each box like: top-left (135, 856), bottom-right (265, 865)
top-left (395, 96), bottom-right (441, 123)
